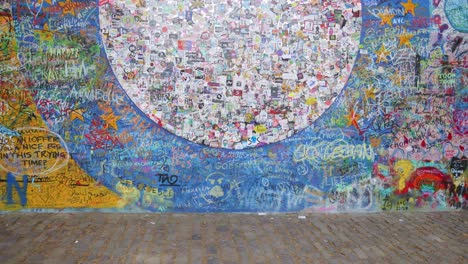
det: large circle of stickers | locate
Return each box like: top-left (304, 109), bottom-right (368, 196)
top-left (99, 0), bottom-right (362, 149)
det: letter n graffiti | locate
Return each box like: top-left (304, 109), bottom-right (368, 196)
top-left (6, 172), bottom-right (28, 206)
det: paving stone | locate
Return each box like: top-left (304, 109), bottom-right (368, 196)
top-left (206, 243), bottom-right (218, 255)
top-left (353, 247), bottom-right (368, 259)
top-left (277, 253), bottom-right (296, 264)
top-left (0, 211), bottom-right (466, 263)
top-left (207, 255), bottom-right (220, 264)
top-left (191, 234), bottom-right (202, 240)
top-left (220, 251), bottom-right (239, 264)
top-left (238, 248), bottom-right (250, 264)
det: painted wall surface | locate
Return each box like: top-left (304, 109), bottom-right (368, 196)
top-left (0, 0), bottom-right (466, 213)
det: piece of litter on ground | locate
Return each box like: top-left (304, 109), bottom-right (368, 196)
top-left (74, 240), bottom-right (78, 244)
top-left (298, 215), bottom-right (306, 219)
top-left (399, 219), bottom-right (404, 222)
top-left (258, 212), bottom-right (267, 216)
top-left (270, 217), bottom-right (274, 220)
top-left (150, 221), bottom-right (156, 224)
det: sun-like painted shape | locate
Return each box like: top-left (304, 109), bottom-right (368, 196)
top-left (99, 0), bottom-right (362, 149)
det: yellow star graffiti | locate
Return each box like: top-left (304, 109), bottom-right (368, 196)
top-left (379, 13), bottom-right (395, 27)
top-left (345, 109), bottom-right (361, 131)
top-left (101, 112), bottom-right (121, 130)
top-left (58, 0), bottom-right (76, 17)
top-left (401, 0), bottom-right (418, 16)
top-left (37, 0), bottom-right (53, 4)
top-left (398, 32), bottom-right (414, 47)
top-left (70, 108), bottom-right (86, 121)
top-left (364, 87), bottom-right (378, 101)
top-left (375, 44), bottom-right (390, 63)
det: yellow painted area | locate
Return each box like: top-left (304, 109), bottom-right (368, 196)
top-left (0, 159), bottom-right (124, 210)
top-left (115, 180), bottom-right (174, 211)
top-left (394, 159), bottom-right (414, 191)
top-left (143, 188), bottom-right (174, 209)
top-left (115, 181), bottom-right (141, 205)
top-left (0, 12), bottom-right (123, 210)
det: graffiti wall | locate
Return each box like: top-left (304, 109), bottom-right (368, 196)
top-left (0, 0), bottom-right (466, 213)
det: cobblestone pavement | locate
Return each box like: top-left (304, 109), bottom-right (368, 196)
top-left (0, 211), bottom-right (466, 264)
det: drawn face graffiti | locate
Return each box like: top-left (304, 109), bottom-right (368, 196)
top-left (201, 172), bottom-right (233, 204)
top-left (99, 0), bottom-right (362, 149)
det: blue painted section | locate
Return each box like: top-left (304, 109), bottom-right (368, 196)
top-left (5, 0), bottom-right (466, 212)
